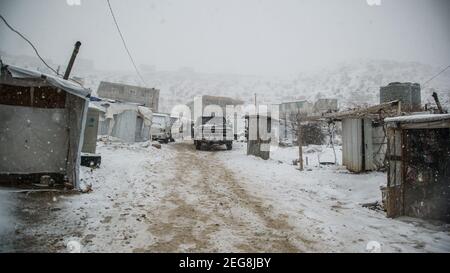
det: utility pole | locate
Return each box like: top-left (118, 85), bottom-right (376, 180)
top-left (297, 112), bottom-right (304, 171)
top-left (63, 41), bottom-right (82, 80)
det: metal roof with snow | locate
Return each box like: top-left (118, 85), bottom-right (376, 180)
top-left (385, 114), bottom-right (450, 124)
top-left (0, 63), bottom-right (91, 99)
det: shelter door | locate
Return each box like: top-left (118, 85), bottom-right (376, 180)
top-left (386, 128), bottom-right (403, 218)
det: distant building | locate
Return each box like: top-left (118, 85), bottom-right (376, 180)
top-left (279, 100), bottom-right (313, 118)
top-left (278, 99), bottom-right (338, 143)
top-left (97, 81), bottom-right (159, 111)
top-left (380, 82), bottom-right (421, 111)
top-left (313, 99), bottom-right (338, 114)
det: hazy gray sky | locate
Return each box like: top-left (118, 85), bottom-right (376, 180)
top-left (1, 0), bottom-right (449, 76)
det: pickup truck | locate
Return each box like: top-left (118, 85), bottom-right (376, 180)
top-left (193, 116), bottom-right (233, 150)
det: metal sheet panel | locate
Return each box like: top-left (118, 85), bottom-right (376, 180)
top-left (2, 64), bottom-right (91, 99)
top-left (81, 108), bottom-right (99, 154)
top-left (372, 125), bottom-right (387, 169)
top-left (342, 118), bottom-right (363, 172)
top-left (0, 104), bottom-right (68, 173)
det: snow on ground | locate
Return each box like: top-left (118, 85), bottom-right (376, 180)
top-left (270, 144), bottom-right (342, 167)
top-left (222, 143), bottom-right (450, 252)
top-left (62, 140), bottom-right (176, 252)
top-left (1, 140), bottom-right (449, 253)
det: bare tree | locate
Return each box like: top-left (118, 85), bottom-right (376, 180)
top-left (287, 112), bottom-right (326, 146)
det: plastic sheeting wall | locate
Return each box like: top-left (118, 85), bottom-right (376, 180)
top-left (111, 110), bottom-right (137, 142)
top-left (98, 114), bottom-right (110, 136)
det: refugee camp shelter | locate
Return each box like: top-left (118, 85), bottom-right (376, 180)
top-left (95, 100), bottom-right (153, 142)
top-left (384, 114), bottom-right (450, 222)
top-left (0, 63), bottom-right (91, 189)
top-left (309, 100), bottom-right (401, 172)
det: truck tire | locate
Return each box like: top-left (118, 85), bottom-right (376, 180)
top-left (195, 141), bottom-right (201, 150)
top-left (226, 142), bottom-right (232, 150)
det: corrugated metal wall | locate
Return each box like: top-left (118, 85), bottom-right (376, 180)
top-left (342, 118), bottom-right (379, 172)
top-left (342, 118), bottom-right (363, 172)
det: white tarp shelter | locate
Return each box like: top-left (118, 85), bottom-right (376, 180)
top-left (0, 63), bottom-right (91, 189)
top-left (94, 100), bottom-right (153, 142)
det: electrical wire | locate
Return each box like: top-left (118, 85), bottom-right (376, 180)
top-left (0, 13), bottom-right (87, 89)
top-left (106, 0), bottom-right (147, 86)
top-left (423, 65), bottom-right (450, 87)
top-left (0, 13), bottom-right (59, 75)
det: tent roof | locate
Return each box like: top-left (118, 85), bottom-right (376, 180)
top-left (1, 63), bottom-right (91, 99)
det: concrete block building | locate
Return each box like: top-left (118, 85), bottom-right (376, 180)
top-left (97, 81), bottom-right (159, 112)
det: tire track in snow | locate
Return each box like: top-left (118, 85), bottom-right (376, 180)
top-left (143, 142), bottom-right (313, 252)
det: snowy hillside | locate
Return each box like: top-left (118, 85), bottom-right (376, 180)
top-left (4, 53), bottom-right (449, 113)
top-left (77, 60), bottom-right (450, 113)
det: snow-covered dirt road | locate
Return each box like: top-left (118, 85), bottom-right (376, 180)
top-left (1, 140), bottom-right (449, 252)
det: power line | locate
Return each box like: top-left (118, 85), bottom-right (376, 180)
top-left (423, 65), bottom-right (450, 87)
top-left (0, 14), bottom-right (86, 88)
top-left (0, 13), bottom-right (59, 75)
top-left (106, 0), bottom-right (147, 86)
